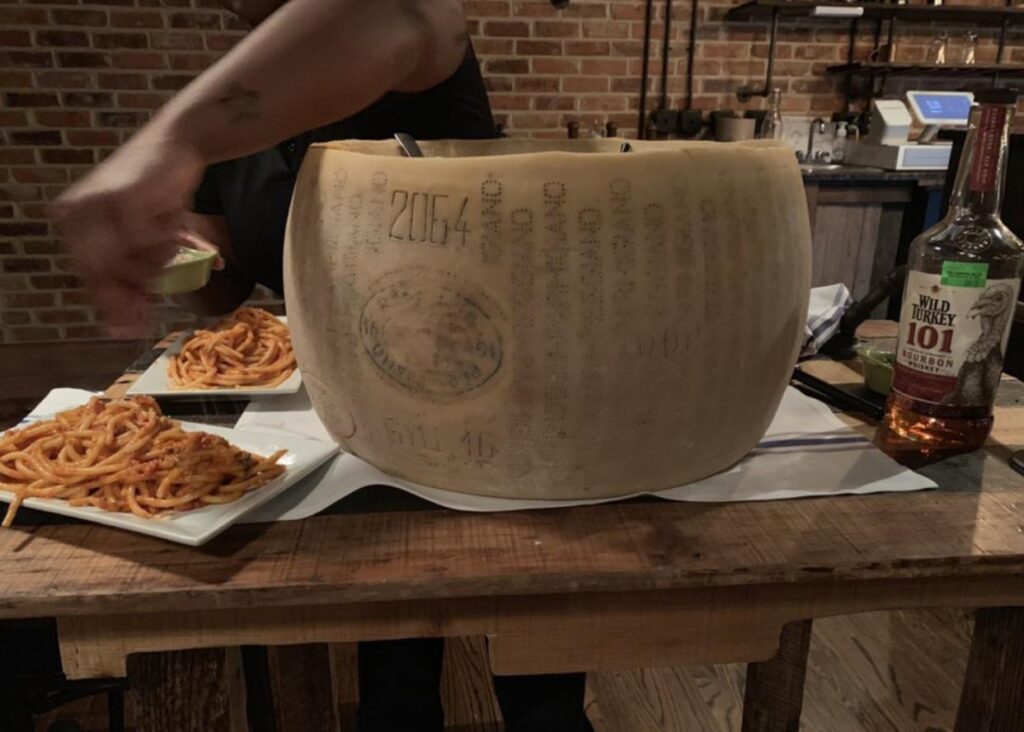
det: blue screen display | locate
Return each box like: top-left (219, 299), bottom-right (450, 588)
top-left (912, 93), bottom-right (972, 123)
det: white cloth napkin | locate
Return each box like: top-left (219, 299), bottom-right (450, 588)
top-left (803, 283), bottom-right (854, 357)
top-left (237, 385), bottom-right (935, 522)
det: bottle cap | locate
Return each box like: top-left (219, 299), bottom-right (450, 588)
top-left (974, 89), bottom-right (1018, 105)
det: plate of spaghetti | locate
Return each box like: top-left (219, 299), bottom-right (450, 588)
top-left (128, 308), bottom-right (302, 398)
top-left (0, 391), bottom-right (337, 545)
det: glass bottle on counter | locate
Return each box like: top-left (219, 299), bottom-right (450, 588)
top-left (645, 117), bottom-right (658, 141)
top-left (761, 88), bottom-right (784, 140)
top-left (832, 121), bottom-right (849, 162)
top-left (929, 33), bottom-right (948, 65)
top-left (962, 31), bottom-right (978, 65)
top-left (875, 89), bottom-right (1023, 463)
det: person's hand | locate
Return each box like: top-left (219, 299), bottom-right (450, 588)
top-left (52, 129), bottom-right (206, 337)
top-left (176, 230), bottom-right (226, 271)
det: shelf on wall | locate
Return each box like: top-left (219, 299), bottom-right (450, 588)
top-left (825, 61), bottom-right (1024, 77)
top-left (726, 1), bottom-right (1024, 27)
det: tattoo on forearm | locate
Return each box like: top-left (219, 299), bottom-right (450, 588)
top-left (215, 82), bottom-right (261, 124)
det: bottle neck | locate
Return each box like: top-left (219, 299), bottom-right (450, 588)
top-left (947, 102), bottom-right (1013, 221)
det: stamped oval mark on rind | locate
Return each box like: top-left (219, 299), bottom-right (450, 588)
top-left (360, 269), bottom-right (504, 398)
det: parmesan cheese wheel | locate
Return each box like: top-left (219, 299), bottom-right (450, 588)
top-left (284, 138), bottom-right (811, 499)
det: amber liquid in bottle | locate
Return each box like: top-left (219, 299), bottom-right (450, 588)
top-left (875, 92), bottom-right (1023, 465)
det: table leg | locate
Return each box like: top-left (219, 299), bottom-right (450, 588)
top-left (954, 606), bottom-right (1024, 732)
top-left (266, 643), bottom-right (340, 732)
top-left (740, 619), bottom-right (813, 732)
top-left (126, 647), bottom-right (246, 732)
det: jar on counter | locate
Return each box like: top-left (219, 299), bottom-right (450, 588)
top-left (832, 121), bottom-right (849, 163)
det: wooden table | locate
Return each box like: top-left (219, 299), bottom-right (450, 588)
top-left (2, 324), bottom-right (1024, 731)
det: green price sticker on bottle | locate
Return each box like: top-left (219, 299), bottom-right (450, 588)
top-left (941, 261), bottom-right (989, 288)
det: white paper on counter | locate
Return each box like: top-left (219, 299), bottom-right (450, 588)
top-left (9, 387), bottom-right (938, 524)
top-left (238, 386), bottom-right (937, 523)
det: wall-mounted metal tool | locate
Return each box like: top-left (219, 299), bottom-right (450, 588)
top-left (637, 0), bottom-right (655, 138)
top-left (678, 109), bottom-right (704, 137)
top-left (736, 7), bottom-right (780, 101)
top-left (685, 0), bottom-right (699, 110)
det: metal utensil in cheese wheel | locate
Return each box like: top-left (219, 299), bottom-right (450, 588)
top-left (394, 132), bottom-right (424, 158)
top-left (283, 138), bottom-right (812, 499)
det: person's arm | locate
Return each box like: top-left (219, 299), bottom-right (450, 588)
top-left (159, 0), bottom-right (467, 164)
top-left (53, 0), bottom-right (467, 335)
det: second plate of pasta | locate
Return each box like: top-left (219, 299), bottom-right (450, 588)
top-left (128, 311), bottom-right (303, 398)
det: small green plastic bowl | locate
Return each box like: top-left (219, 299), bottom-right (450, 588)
top-left (150, 248), bottom-right (217, 295)
top-left (855, 339), bottom-right (897, 396)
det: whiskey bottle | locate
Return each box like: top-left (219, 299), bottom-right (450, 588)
top-left (875, 89), bottom-right (1022, 462)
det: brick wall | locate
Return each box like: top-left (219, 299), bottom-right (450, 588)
top-left (1, 0), bottom-right (1022, 343)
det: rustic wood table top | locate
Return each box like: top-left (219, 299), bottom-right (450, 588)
top-left (2, 322), bottom-right (1023, 619)
top-left (2, 322), bottom-right (1024, 689)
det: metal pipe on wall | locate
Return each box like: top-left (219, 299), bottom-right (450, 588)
top-left (638, 0), bottom-right (655, 137)
top-left (735, 7), bottom-right (778, 101)
top-left (659, 0), bottom-right (674, 110)
top-left (686, 0), bottom-right (699, 109)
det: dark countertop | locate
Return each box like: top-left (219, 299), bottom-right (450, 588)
top-left (801, 164), bottom-right (947, 188)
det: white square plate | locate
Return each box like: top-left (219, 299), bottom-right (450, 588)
top-left (1, 391), bottom-right (338, 545)
top-left (127, 316), bottom-right (302, 398)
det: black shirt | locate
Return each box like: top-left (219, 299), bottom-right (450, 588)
top-left (192, 46), bottom-right (495, 295)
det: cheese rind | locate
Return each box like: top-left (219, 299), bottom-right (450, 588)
top-left (284, 139), bottom-right (812, 498)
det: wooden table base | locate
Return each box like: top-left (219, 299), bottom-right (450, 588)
top-left (742, 619), bottom-right (814, 732)
top-left (126, 648), bottom-right (247, 732)
top-left (113, 605), bottom-right (1024, 732)
top-left (954, 607), bottom-right (1024, 732)
top-left (265, 643), bottom-right (340, 732)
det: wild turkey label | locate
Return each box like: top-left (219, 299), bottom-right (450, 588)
top-left (893, 266), bottom-right (1020, 414)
